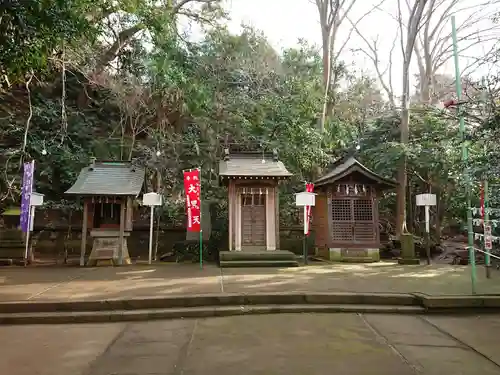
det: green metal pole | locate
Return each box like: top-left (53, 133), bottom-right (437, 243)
top-left (199, 167), bottom-right (203, 270)
top-left (304, 181), bottom-right (308, 265)
top-left (451, 16), bottom-right (476, 294)
top-left (484, 180), bottom-right (491, 278)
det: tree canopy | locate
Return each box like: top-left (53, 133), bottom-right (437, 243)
top-left (1, 0), bottom-right (499, 239)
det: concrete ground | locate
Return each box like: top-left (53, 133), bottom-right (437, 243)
top-left (1, 313), bottom-right (500, 375)
top-left (1, 262), bottom-right (500, 302)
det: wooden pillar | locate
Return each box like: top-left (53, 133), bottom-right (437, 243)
top-left (118, 200), bottom-right (125, 265)
top-left (265, 187), bottom-right (270, 250)
top-left (80, 200), bottom-right (88, 266)
top-left (327, 189), bottom-right (333, 246)
top-left (235, 189), bottom-right (242, 251)
top-left (373, 192), bottom-right (380, 245)
top-left (125, 197), bottom-right (133, 231)
top-left (275, 183), bottom-right (280, 250)
top-left (266, 187), bottom-right (276, 250)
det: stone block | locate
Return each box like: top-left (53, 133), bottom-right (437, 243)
top-left (328, 248), bottom-right (380, 262)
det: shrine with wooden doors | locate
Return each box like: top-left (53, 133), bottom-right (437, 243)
top-left (65, 159), bottom-right (145, 266)
top-left (312, 157), bottom-right (396, 262)
top-left (218, 149), bottom-right (297, 267)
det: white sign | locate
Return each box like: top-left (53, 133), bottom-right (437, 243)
top-left (486, 238), bottom-right (493, 250)
top-left (416, 193), bottom-right (436, 207)
top-left (485, 224), bottom-right (493, 250)
top-left (30, 192), bottom-right (44, 207)
top-left (143, 192), bottom-right (163, 206)
top-left (295, 191), bottom-right (316, 207)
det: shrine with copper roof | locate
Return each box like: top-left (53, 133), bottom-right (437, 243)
top-left (312, 156), bottom-right (396, 262)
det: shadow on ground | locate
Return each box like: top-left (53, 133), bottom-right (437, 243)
top-left (1, 262), bottom-right (500, 302)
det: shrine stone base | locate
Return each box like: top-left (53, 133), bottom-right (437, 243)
top-left (87, 230), bottom-right (131, 266)
top-left (398, 233), bottom-right (419, 265)
top-left (328, 248), bottom-right (380, 263)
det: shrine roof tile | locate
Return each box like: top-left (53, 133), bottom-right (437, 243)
top-left (315, 156), bottom-right (396, 189)
top-left (65, 161), bottom-right (145, 196)
top-left (219, 153), bottom-right (292, 178)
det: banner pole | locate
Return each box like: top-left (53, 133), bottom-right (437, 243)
top-left (199, 167), bottom-right (203, 270)
top-left (304, 181), bottom-right (307, 265)
top-left (484, 179), bottom-right (491, 278)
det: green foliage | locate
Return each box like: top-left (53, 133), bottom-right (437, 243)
top-left (1, 0), bottom-right (499, 236)
top-left (0, 0), bottom-right (95, 86)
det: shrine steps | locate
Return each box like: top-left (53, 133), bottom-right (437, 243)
top-left (219, 250), bottom-right (299, 268)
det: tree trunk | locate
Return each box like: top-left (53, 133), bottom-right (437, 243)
top-left (319, 29), bottom-right (332, 132)
top-left (407, 181), bottom-right (414, 233)
top-left (435, 188), bottom-right (444, 241)
top-left (396, 62), bottom-right (411, 236)
top-left (95, 25), bottom-right (144, 73)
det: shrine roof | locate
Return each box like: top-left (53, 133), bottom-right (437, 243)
top-left (219, 151), bottom-right (292, 179)
top-left (315, 157), bottom-right (396, 189)
top-left (65, 161), bottom-right (145, 196)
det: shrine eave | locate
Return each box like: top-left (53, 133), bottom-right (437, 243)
top-left (220, 175), bottom-right (290, 180)
top-left (315, 157), bottom-right (396, 190)
top-left (218, 153), bottom-right (292, 180)
top-left (65, 161), bottom-right (145, 197)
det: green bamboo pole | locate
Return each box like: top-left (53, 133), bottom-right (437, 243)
top-left (452, 16), bottom-right (476, 294)
top-left (484, 180), bottom-right (491, 278)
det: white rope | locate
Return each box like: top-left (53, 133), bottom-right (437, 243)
top-left (473, 247), bottom-right (500, 261)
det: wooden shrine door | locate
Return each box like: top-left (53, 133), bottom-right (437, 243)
top-left (241, 193), bottom-right (266, 249)
top-left (331, 198), bottom-right (376, 244)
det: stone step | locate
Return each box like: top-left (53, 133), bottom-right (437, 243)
top-left (220, 250), bottom-right (296, 262)
top-left (0, 248), bottom-right (25, 258)
top-left (0, 304), bottom-right (426, 325)
top-left (220, 260), bottom-right (299, 268)
top-left (0, 293), bottom-right (421, 314)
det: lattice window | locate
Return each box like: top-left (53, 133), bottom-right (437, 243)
top-left (332, 222), bottom-right (353, 241)
top-left (332, 199), bottom-right (352, 221)
top-left (242, 194), bottom-right (265, 206)
top-left (331, 198), bottom-right (375, 243)
top-left (354, 199), bottom-right (373, 221)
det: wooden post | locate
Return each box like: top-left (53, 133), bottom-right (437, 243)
top-left (228, 182), bottom-right (233, 251)
top-left (275, 185), bottom-right (280, 250)
top-left (118, 200), bottom-right (125, 265)
top-left (80, 201), bottom-right (88, 266)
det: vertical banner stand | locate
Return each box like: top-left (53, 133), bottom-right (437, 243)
top-left (149, 205), bottom-right (154, 264)
top-left (295, 189), bottom-right (316, 266)
top-left (24, 206), bottom-right (33, 267)
top-left (184, 168), bottom-right (203, 270)
top-left (416, 193), bottom-right (436, 265)
top-left (198, 168), bottom-right (203, 270)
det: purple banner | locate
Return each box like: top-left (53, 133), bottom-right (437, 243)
top-left (20, 161), bottom-right (35, 233)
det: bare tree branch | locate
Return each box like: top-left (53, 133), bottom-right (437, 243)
top-left (348, 18), bottom-right (397, 107)
top-left (94, 0), bottom-right (223, 72)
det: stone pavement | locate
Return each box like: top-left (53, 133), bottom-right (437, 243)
top-left (1, 313), bottom-right (500, 375)
top-left (2, 262), bottom-right (500, 302)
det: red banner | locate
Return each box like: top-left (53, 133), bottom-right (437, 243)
top-left (183, 169), bottom-right (201, 232)
top-left (306, 182), bottom-right (314, 236)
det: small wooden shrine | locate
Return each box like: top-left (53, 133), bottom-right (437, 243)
top-left (65, 160), bottom-right (145, 266)
top-left (312, 157), bottom-right (396, 262)
top-left (219, 149), bottom-right (292, 252)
